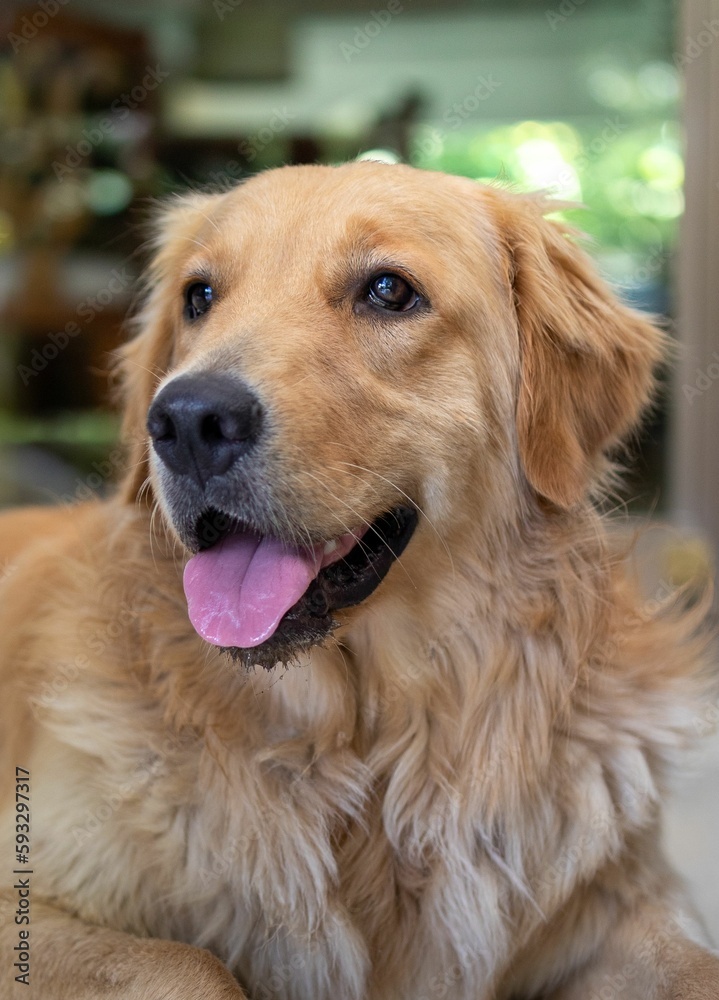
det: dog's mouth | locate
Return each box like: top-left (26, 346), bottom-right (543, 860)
top-left (182, 505), bottom-right (418, 668)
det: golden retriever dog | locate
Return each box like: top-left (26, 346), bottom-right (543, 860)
top-left (1, 162), bottom-right (718, 1000)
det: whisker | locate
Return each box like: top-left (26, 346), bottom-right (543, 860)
top-left (180, 235), bottom-right (212, 253)
top-left (136, 476), bottom-right (153, 504)
top-left (286, 373), bottom-right (315, 392)
top-left (198, 210), bottom-right (222, 236)
top-left (148, 496), bottom-right (162, 568)
top-left (125, 456), bottom-right (149, 472)
top-left (121, 356), bottom-right (170, 382)
top-left (332, 461), bottom-right (455, 584)
top-left (325, 634), bottom-right (354, 707)
top-left (300, 471), bottom-right (376, 558)
top-left (302, 469), bottom-right (417, 590)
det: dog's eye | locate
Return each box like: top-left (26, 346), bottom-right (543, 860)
top-left (184, 282), bottom-right (214, 321)
top-left (366, 273), bottom-right (419, 312)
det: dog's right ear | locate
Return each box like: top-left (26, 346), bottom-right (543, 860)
top-left (116, 193), bottom-right (218, 503)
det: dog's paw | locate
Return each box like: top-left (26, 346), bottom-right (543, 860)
top-left (103, 940), bottom-right (247, 1000)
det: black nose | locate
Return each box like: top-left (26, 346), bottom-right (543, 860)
top-left (147, 372), bottom-right (264, 484)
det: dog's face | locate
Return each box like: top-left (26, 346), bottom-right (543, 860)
top-left (121, 163), bottom-right (662, 667)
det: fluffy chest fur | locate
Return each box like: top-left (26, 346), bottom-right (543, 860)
top-left (15, 508), bottom-right (695, 1000)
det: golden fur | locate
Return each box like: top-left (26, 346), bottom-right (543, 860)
top-left (1, 162), bottom-right (718, 999)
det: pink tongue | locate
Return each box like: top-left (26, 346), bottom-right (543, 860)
top-left (183, 533), bottom-right (323, 648)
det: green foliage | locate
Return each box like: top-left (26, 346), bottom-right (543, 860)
top-left (411, 118), bottom-right (682, 272)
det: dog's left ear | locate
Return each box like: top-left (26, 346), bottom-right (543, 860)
top-left (488, 191), bottom-right (665, 509)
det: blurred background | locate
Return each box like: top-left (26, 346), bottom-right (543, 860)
top-left (0, 0), bottom-right (717, 937)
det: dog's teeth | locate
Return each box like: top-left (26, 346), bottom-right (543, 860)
top-left (323, 540), bottom-right (338, 555)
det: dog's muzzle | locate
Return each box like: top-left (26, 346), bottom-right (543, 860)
top-left (147, 374), bottom-right (419, 668)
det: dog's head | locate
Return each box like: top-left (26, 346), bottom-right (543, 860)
top-left (119, 163), bottom-right (663, 667)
